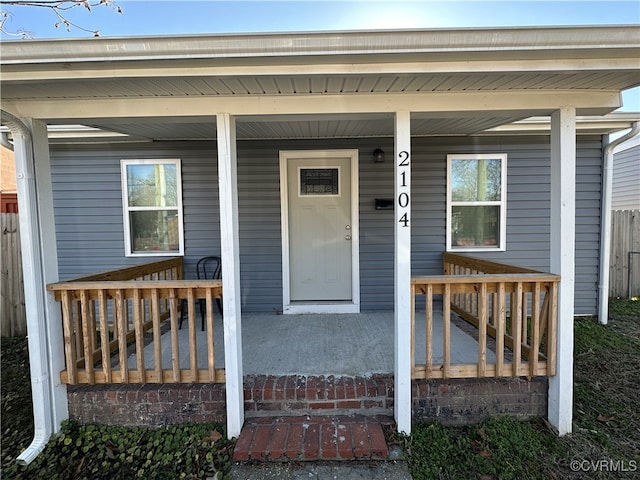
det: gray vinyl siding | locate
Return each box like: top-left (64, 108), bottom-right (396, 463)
top-left (612, 143), bottom-right (640, 210)
top-left (50, 135), bottom-right (603, 315)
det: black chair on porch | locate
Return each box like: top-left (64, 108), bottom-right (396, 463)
top-left (179, 256), bottom-right (223, 331)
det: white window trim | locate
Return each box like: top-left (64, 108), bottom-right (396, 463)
top-left (446, 153), bottom-right (507, 252)
top-left (121, 158), bottom-right (185, 257)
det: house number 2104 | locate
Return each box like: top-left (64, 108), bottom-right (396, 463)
top-left (398, 150), bottom-right (410, 227)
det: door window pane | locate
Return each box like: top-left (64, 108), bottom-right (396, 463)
top-left (300, 168), bottom-right (339, 195)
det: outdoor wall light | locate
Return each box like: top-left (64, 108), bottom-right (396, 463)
top-left (373, 148), bottom-right (385, 163)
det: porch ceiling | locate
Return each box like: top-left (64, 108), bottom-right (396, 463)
top-left (3, 71), bottom-right (639, 102)
top-left (39, 111), bottom-right (639, 142)
top-left (63, 113), bottom-right (530, 141)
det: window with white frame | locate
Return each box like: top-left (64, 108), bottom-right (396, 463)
top-left (447, 154), bottom-right (507, 251)
top-left (121, 159), bottom-right (184, 256)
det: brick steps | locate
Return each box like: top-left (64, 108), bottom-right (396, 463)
top-left (233, 415), bottom-right (394, 462)
top-left (243, 374), bottom-right (394, 417)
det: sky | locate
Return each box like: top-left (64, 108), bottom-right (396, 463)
top-left (1, 0), bottom-right (639, 110)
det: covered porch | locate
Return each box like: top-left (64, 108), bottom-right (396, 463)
top-left (48, 254), bottom-right (558, 427)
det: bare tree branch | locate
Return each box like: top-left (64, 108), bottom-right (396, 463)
top-left (1, 0), bottom-right (122, 38)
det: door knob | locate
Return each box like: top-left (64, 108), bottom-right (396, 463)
top-left (345, 235), bottom-right (352, 240)
top-left (345, 225), bottom-right (351, 230)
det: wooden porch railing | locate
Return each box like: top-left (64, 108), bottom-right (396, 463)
top-left (411, 253), bottom-right (558, 380)
top-left (48, 258), bottom-right (225, 385)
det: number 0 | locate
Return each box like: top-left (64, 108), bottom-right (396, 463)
top-left (398, 192), bottom-right (409, 208)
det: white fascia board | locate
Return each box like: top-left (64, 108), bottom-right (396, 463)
top-left (2, 90), bottom-right (622, 120)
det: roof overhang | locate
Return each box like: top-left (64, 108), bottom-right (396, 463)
top-left (1, 26), bottom-right (639, 140)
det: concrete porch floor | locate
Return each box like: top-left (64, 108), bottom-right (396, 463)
top-left (129, 309), bottom-right (495, 376)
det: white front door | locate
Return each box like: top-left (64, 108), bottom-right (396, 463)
top-left (280, 150), bottom-right (360, 313)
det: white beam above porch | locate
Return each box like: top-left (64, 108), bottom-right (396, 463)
top-left (3, 90), bottom-right (622, 122)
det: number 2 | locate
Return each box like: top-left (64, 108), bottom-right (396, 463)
top-left (399, 151), bottom-right (410, 166)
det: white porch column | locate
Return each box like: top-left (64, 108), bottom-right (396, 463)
top-left (548, 107), bottom-right (576, 435)
top-left (216, 113), bottom-right (244, 439)
top-left (394, 111), bottom-right (412, 434)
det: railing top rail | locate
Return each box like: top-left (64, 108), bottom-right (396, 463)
top-left (412, 273), bottom-right (560, 285)
top-left (55, 258), bottom-right (183, 283)
top-left (47, 279), bottom-right (221, 292)
top-left (443, 252), bottom-right (542, 274)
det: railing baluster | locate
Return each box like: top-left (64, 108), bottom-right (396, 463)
top-left (115, 289), bottom-right (128, 383)
top-left (513, 282), bottom-right (523, 377)
top-left (539, 290), bottom-right (550, 342)
top-left (206, 288), bottom-right (216, 382)
top-left (425, 284), bottom-right (433, 379)
top-left (98, 290), bottom-right (111, 383)
top-left (151, 288), bottom-right (162, 383)
top-left (74, 300), bottom-right (83, 367)
top-left (471, 272), bottom-right (478, 317)
top-left (443, 283), bottom-right (451, 379)
top-left (522, 290), bottom-right (529, 348)
top-left (491, 290), bottom-right (499, 328)
top-left (80, 290), bottom-right (95, 384)
top-left (133, 289), bottom-right (145, 381)
top-left (530, 282), bottom-right (541, 378)
top-left (61, 290), bottom-right (77, 384)
top-left (478, 283), bottom-right (487, 377)
top-left (547, 281), bottom-right (558, 376)
top-left (410, 284), bottom-right (416, 378)
top-left (169, 289), bottom-right (180, 383)
top-left (188, 288), bottom-right (198, 381)
top-left (495, 282), bottom-right (506, 377)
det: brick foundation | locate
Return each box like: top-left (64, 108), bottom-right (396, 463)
top-left (67, 375), bottom-right (547, 427)
top-left (67, 383), bottom-right (227, 427)
top-left (412, 377), bottom-right (548, 425)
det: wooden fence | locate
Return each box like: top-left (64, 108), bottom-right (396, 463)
top-left (609, 210), bottom-right (640, 298)
top-left (1, 212), bottom-right (26, 337)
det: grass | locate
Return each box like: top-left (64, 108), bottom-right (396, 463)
top-left (2, 298), bottom-right (639, 479)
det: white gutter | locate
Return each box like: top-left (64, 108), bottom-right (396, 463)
top-left (598, 121), bottom-right (640, 325)
top-left (0, 110), bottom-right (55, 465)
top-left (1, 25), bottom-right (638, 64)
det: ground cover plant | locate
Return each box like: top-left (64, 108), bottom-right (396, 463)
top-left (2, 297), bottom-right (638, 479)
